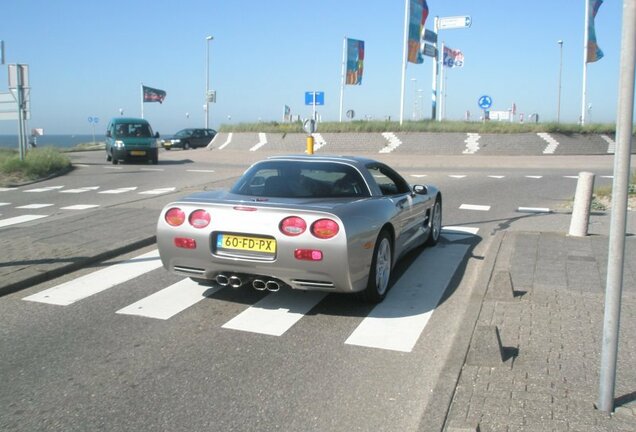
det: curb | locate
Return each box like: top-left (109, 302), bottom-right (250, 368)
top-left (417, 231), bottom-right (505, 432)
top-left (0, 235), bottom-right (156, 297)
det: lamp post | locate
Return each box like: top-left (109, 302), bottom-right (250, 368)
top-left (205, 35), bottom-right (213, 129)
top-left (557, 40), bottom-right (563, 123)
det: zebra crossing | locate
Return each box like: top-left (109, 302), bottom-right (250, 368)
top-left (20, 227), bottom-right (477, 353)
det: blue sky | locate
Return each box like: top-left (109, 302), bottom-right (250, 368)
top-left (0, 0), bottom-right (627, 134)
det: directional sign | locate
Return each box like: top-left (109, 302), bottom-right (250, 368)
top-left (423, 29), bottom-right (437, 44)
top-left (305, 91), bottom-right (324, 106)
top-left (478, 95), bottom-right (493, 110)
top-left (438, 16), bottom-right (472, 30)
top-left (422, 43), bottom-right (437, 58)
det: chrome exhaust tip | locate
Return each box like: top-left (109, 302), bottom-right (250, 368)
top-left (216, 274), bottom-right (229, 286)
top-left (265, 281), bottom-right (280, 292)
top-left (253, 279), bottom-right (266, 291)
top-left (229, 276), bottom-right (242, 288)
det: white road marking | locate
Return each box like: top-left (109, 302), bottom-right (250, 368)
top-left (140, 168), bottom-right (164, 172)
top-left (459, 204), bottom-right (491, 211)
top-left (116, 278), bottom-right (215, 320)
top-left (16, 204), bottom-right (54, 209)
top-left (73, 164), bottom-right (90, 168)
top-left (602, 134), bottom-right (616, 153)
top-left (103, 166), bottom-right (123, 170)
top-left (601, 176), bottom-right (614, 179)
top-left (23, 250), bottom-right (163, 306)
top-left (139, 187), bottom-right (176, 195)
top-left (222, 290), bottom-right (326, 336)
top-left (0, 202), bottom-right (9, 206)
top-left (442, 226), bottom-right (480, 235)
top-left (448, 175), bottom-right (466, 179)
top-left (249, 133), bottom-right (268, 151)
top-left (187, 169), bottom-right (216, 173)
top-left (0, 187), bottom-right (18, 192)
top-left (0, 214), bottom-right (49, 228)
top-left (99, 187), bottom-right (138, 194)
top-left (564, 175), bottom-right (579, 179)
top-left (517, 207), bottom-right (551, 213)
top-left (525, 175), bottom-right (543, 179)
top-left (60, 187), bottom-right (100, 193)
top-left (24, 186), bottom-right (65, 192)
top-left (345, 242), bottom-right (469, 352)
top-left (218, 132), bottom-right (233, 150)
top-left (61, 204), bottom-right (100, 210)
top-left (410, 174), bottom-right (428, 178)
top-left (488, 175), bottom-right (505, 179)
top-left (463, 133), bottom-right (481, 154)
top-left (538, 132), bottom-right (560, 154)
top-left (379, 132), bottom-right (402, 153)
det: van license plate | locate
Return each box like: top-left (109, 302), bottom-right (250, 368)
top-left (131, 150), bottom-right (146, 156)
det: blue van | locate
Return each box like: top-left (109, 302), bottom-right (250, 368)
top-left (105, 117), bottom-right (160, 164)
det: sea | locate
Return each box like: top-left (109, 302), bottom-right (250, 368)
top-left (0, 134), bottom-right (105, 149)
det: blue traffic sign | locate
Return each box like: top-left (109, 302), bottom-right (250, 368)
top-left (478, 95), bottom-right (492, 110)
top-left (305, 91), bottom-right (324, 106)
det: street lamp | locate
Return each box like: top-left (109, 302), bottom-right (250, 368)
top-left (205, 35), bottom-right (213, 129)
top-left (557, 40), bottom-right (563, 123)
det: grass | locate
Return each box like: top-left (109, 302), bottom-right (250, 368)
top-left (0, 147), bottom-right (72, 186)
top-left (219, 119), bottom-right (622, 134)
top-left (591, 171), bottom-right (636, 211)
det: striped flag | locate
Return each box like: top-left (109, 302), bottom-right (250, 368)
top-left (586, 0), bottom-right (604, 63)
top-left (407, 0), bottom-right (429, 64)
top-left (345, 38), bottom-right (365, 85)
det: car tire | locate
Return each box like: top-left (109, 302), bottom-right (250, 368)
top-left (106, 153), bottom-right (112, 162)
top-left (112, 156), bottom-right (118, 165)
top-left (425, 197), bottom-right (442, 246)
top-left (151, 156), bottom-right (158, 165)
top-left (183, 141), bottom-right (190, 150)
top-left (361, 230), bottom-right (392, 303)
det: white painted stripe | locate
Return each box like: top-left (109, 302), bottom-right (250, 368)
top-left (459, 204), bottom-right (491, 211)
top-left (99, 187), bottom-right (138, 194)
top-left (16, 204), bottom-right (54, 209)
top-left (23, 250), bottom-right (163, 305)
top-left (103, 166), bottom-right (123, 170)
top-left (0, 202), bottom-right (10, 206)
top-left (538, 132), bottom-right (560, 154)
top-left (462, 133), bottom-right (481, 154)
top-left (60, 186), bottom-right (100, 193)
top-left (379, 132), bottom-right (402, 153)
top-left (0, 214), bottom-right (49, 228)
top-left (525, 175), bottom-right (543, 179)
top-left (517, 207), bottom-right (551, 213)
top-left (312, 133), bottom-right (327, 150)
top-left (601, 175), bottom-right (614, 179)
top-left (25, 186), bottom-right (65, 192)
top-left (250, 133), bottom-right (268, 151)
top-left (73, 164), bottom-right (90, 167)
top-left (488, 175), bottom-right (505, 179)
top-left (410, 174), bottom-right (428, 178)
top-left (140, 168), bottom-right (164, 172)
top-left (116, 278), bottom-right (214, 320)
top-left (601, 134), bottom-right (616, 153)
top-left (222, 290), bottom-right (326, 336)
top-left (218, 132), bottom-right (233, 150)
top-left (346, 242), bottom-right (469, 352)
top-left (564, 175), bottom-right (579, 179)
top-left (448, 175), bottom-right (466, 179)
top-left (61, 204), bottom-right (100, 210)
top-left (139, 187), bottom-right (176, 195)
top-left (0, 187), bottom-right (18, 192)
top-left (442, 226), bottom-right (480, 235)
top-left (187, 169), bottom-right (216, 173)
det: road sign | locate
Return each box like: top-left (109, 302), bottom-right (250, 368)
top-left (303, 119), bottom-right (316, 134)
top-left (423, 29), bottom-right (437, 43)
top-left (478, 95), bottom-right (493, 110)
top-left (87, 116), bottom-right (99, 124)
top-left (346, 109), bottom-right (355, 119)
top-left (422, 43), bottom-right (437, 58)
top-left (305, 91), bottom-right (324, 106)
top-left (438, 16), bottom-right (472, 30)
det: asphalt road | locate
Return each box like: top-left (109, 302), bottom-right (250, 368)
top-left (0, 148), bottom-right (624, 431)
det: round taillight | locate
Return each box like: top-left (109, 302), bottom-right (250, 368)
top-left (189, 210), bottom-right (211, 228)
top-left (165, 208), bottom-right (186, 226)
top-left (311, 219), bottom-right (339, 239)
top-left (279, 216), bottom-right (307, 236)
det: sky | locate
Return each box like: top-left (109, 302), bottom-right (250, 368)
top-left (0, 0), bottom-right (629, 135)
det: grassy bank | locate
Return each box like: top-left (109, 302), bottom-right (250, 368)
top-left (0, 147), bottom-right (71, 186)
top-left (219, 120), bottom-right (620, 134)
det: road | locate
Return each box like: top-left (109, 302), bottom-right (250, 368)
top-left (0, 148), bottom-right (624, 431)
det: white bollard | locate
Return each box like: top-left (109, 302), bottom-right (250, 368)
top-left (568, 171), bottom-right (596, 237)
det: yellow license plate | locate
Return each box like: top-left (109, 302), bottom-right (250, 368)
top-left (217, 234), bottom-right (276, 254)
top-left (130, 150), bottom-right (146, 156)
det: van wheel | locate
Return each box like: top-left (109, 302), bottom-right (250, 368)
top-left (106, 153), bottom-right (112, 162)
top-left (151, 156), bottom-right (158, 165)
top-left (112, 157), bottom-right (118, 165)
top-left (183, 142), bottom-right (190, 150)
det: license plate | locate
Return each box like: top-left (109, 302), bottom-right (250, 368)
top-left (130, 150), bottom-right (146, 156)
top-left (217, 234), bottom-right (276, 254)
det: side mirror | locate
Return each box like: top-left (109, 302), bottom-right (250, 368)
top-left (155, 132), bottom-right (160, 138)
top-left (413, 185), bottom-right (428, 195)
top-left (105, 130), bottom-right (111, 138)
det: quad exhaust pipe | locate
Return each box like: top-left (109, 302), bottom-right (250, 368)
top-left (217, 274), bottom-right (280, 292)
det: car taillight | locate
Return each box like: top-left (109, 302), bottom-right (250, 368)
top-left (294, 249), bottom-right (323, 261)
top-left (280, 216), bottom-right (307, 236)
top-left (165, 208), bottom-right (186, 226)
top-left (174, 237), bottom-right (197, 249)
top-left (311, 219), bottom-right (339, 239)
top-left (189, 210), bottom-right (211, 228)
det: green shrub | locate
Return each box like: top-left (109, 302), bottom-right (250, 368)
top-left (0, 147), bottom-right (70, 183)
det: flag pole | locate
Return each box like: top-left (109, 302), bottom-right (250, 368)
top-left (439, 41), bottom-right (445, 121)
top-left (581, 0), bottom-right (590, 125)
top-left (339, 36), bottom-right (346, 122)
top-left (400, 0), bottom-right (410, 125)
top-left (140, 83), bottom-right (144, 119)
top-left (431, 16), bottom-right (439, 121)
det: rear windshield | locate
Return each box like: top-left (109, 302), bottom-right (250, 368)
top-left (231, 160), bottom-right (370, 198)
top-left (114, 122), bottom-right (153, 138)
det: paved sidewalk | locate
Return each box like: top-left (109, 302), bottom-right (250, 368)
top-left (444, 231), bottom-right (636, 432)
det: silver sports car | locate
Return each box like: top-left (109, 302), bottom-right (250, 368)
top-left (157, 155), bottom-right (442, 302)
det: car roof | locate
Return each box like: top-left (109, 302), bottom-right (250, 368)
top-left (110, 117), bottom-right (149, 124)
top-left (266, 154), bottom-right (378, 167)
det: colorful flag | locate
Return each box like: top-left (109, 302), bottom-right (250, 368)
top-left (143, 85), bottom-right (166, 103)
top-left (407, 0), bottom-right (429, 64)
top-left (443, 46), bottom-right (464, 68)
top-left (586, 0), bottom-right (604, 63)
top-left (345, 38), bottom-right (365, 85)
